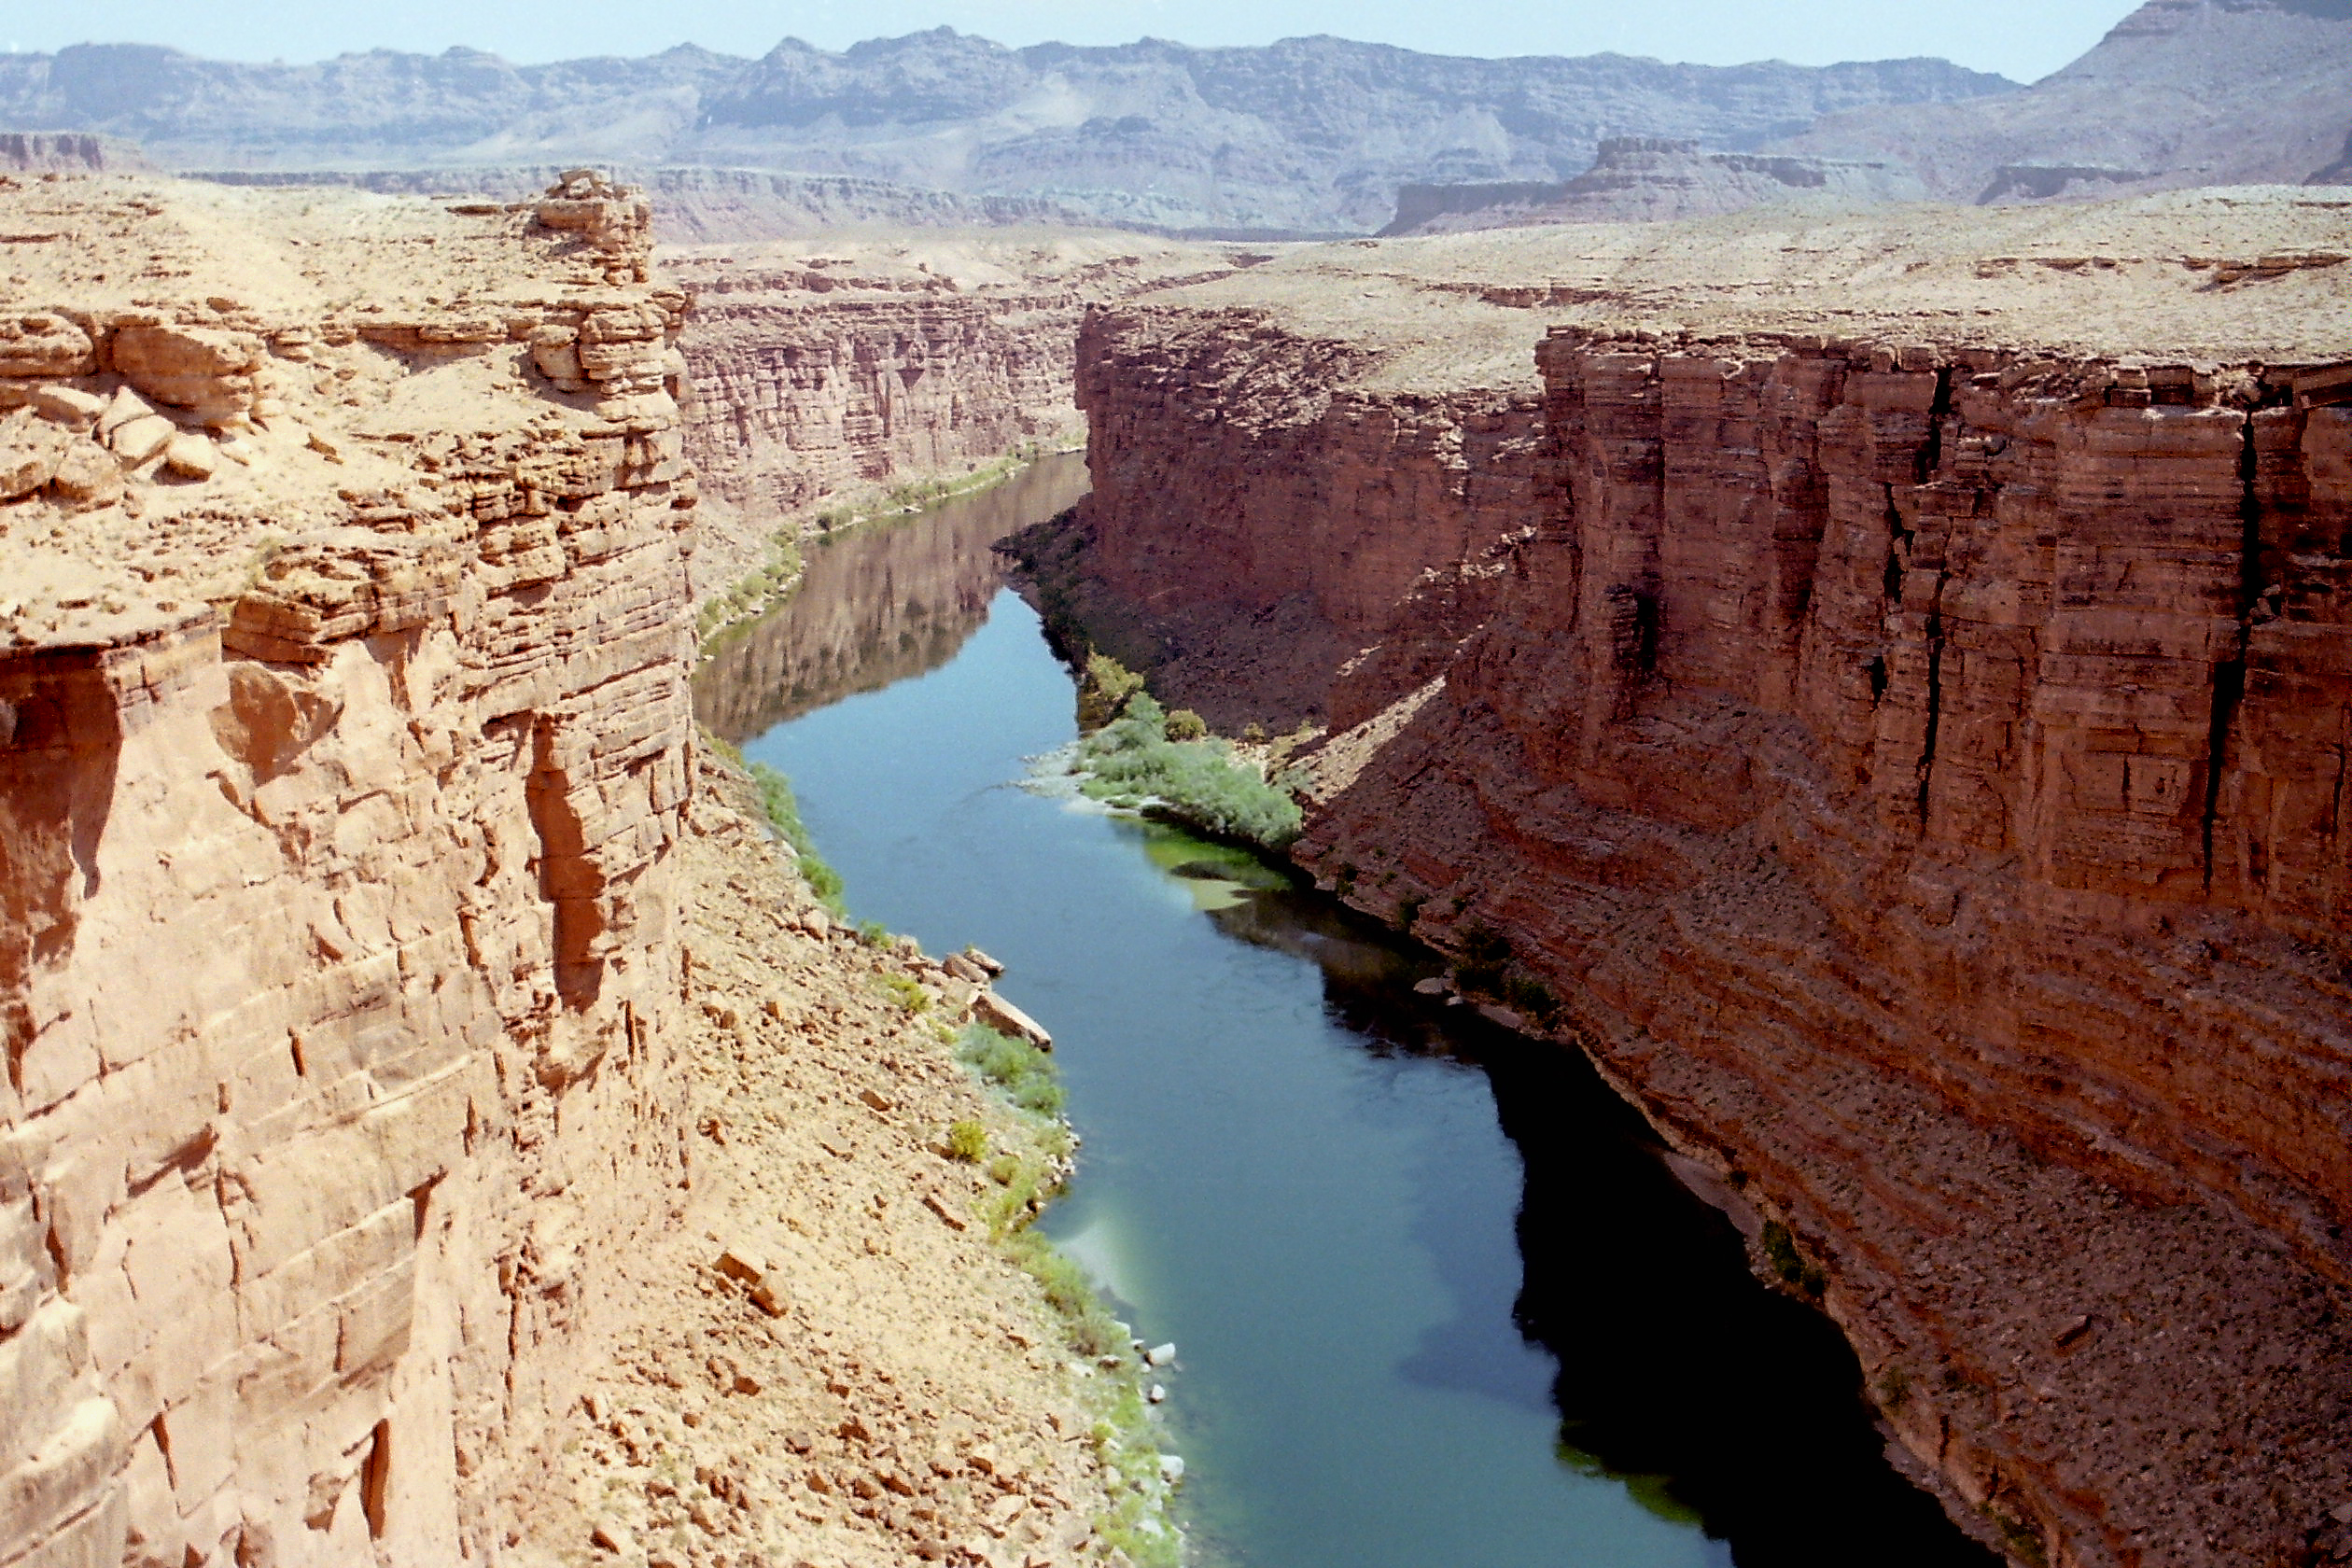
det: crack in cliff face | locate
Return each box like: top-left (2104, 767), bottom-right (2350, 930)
top-left (2205, 412), bottom-right (2267, 889)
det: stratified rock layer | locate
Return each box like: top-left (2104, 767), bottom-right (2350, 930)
top-left (0, 172), bottom-right (703, 1568)
top-left (1062, 198), bottom-right (2352, 1567)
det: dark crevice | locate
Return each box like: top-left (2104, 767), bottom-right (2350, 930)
top-left (1882, 486), bottom-right (1913, 602)
top-left (1918, 625), bottom-right (1946, 828)
top-left (1916, 368), bottom-right (1954, 483)
top-left (2204, 414), bottom-right (2264, 889)
top-left (360, 1421), bottom-right (392, 1539)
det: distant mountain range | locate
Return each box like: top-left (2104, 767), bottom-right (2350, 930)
top-left (1774, 0), bottom-right (2352, 203)
top-left (0, 32), bottom-right (2010, 234)
top-left (3, 1), bottom-right (2344, 240)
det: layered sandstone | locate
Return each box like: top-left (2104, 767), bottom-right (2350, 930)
top-left (1056, 194), bottom-right (2352, 1567)
top-left (0, 168), bottom-right (699, 1568)
top-left (0, 173), bottom-right (1118, 1568)
top-left (668, 233), bottom-right (1231, 595)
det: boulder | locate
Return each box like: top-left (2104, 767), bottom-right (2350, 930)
top-left (973, 990), bottom-right (1051, 1050)
top-left (31, 385), bottom-right (105, 426)
top-left (94, 385), bottom-right (156, 438)
top-left (111, 324), bottom-right (265, 424)
top-left (47, 441), bottom-right (122, 505)
top-left (108, 413), bottom-right (175, 466)
top-left (161, 432), bottom-right (217, 481)
top-left (713, 1245), bottom-right (785, 1317)
top-left (0, 314), bottom-right (96, 377)
top-left (0, 418), bottom-right (67, 499)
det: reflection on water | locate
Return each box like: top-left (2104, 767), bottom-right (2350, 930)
top-left (721, 480), bottom-right (2000, 1566)
top-left (1191, 860), bottom-right (1995, 1567)
top-left (693, 454), bottom-right (1090, 743)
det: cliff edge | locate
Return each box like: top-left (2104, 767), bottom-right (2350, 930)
top-left (0, 173), bottom-right (1126, 1568)
top-left (1048, 191), bottom-right (2352, 1567)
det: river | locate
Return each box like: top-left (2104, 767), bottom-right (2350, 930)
top-left (693, 454), bottom-right (1996, 1568)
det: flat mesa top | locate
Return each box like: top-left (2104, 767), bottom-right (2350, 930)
top-left (0, 174), bottom-right (671, 646)
top-left (1128, 189), bottom-right (2352, 393)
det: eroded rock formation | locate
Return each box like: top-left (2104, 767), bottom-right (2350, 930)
top-left (0, 170), bottom-right (1127, 1568)
top-left (0, 168), bottom-right (697, 1568)
top-left (1774, 0), bottom-right (2352, 203)
top-left (1053, 195), bottom-right (2352, 1567)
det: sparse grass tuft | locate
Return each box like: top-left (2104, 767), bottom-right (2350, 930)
top-left (945, 1119), bottom-right (988, 1163)
top-left (697, 737), bottom-right (849, 918)
top-left (959, 1024), bottom-right (1066, 1118)
top-left (875, 973), bottom-right (931, 1015)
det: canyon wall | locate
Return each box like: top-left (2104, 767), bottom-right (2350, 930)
top-left (1063, 200), bottom-right (2352, 1567)
top-left (0, 172), bottom-right (704, 1568)
top-left (670, 234), bottom-right (1230, 593)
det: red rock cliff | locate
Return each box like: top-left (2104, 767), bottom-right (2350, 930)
top-left (1066, 201), bottom-right (2352, 1567)
top-left (667, 235), bottom-right (1233, 591)
top-left (0, 172), bottom-right (701, 1568)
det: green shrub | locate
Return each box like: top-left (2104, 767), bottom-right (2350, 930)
top-left (1079, 651), bottom-right (1149, 730)
top-left (1875, 1365), bottom-right (1912, 1411)
top-left (1761, 1220), bottom-right (1827, 1297)
top-left (1075, 695), bottom-right (1304, 850)
top-left (744, 763), bottom-right (847, 916)
top-left (946, 1120), bottom-right (988, 1163)
top-left (1163, 707), bottom-right (1209, 741)
top-left (959, 1024), bottom-right (1066, 1119)
top-left (875, 973), bottom-right (931, 1015)
top-left (1241, 721), bottom-right (1267, 744)
top-left (1503, 974), bottom-right (1561, 1027)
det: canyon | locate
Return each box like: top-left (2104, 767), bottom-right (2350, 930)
top-left (5, 27), bottom-right (2351, 1568)
top-left (667, 232), bottom-right (1232, 596)
top-left (0, 172), bottom-right (1128, 1568)
top-left (1034, 193), bottom-right (2352, 1566)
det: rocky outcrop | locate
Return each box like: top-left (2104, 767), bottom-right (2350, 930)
top-left (0, 34), bottom-right (2013, 235)
top-left (1054, 201), bottom-right (2352, 1567)
top-left (0, 169), bottom-right (1147, 1568)
top-left (669, 234), bottom-right (1231, 593)
top-left (0, 172), bottom-right (695, 1568)
top-left (1383, 138), bottom-right (1927, 235)
top-left (1774, 0), bottom-right (2352, 203)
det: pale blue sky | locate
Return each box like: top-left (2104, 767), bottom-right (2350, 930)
top-left (4, 1), bottom-right (2146, 84)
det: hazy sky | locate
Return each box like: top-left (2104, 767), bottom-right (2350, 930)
top-left (5, 1), bottom-right (2147, 84)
